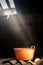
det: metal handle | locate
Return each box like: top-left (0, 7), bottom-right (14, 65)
top-left (31, 45), bottom-right (35, 49)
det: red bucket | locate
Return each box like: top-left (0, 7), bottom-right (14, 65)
top-left (13, 46), bottom-right (35, 60)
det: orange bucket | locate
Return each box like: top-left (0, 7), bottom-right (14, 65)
top-left (13, 46), bottom-right (35, 60)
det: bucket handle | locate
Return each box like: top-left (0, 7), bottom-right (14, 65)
top-left (31, 45), bottom-right (35, 49)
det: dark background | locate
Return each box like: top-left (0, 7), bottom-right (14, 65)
top-left (0, 0), bottom-right (43, 58)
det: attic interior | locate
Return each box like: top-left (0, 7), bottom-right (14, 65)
top-left (0, 0), bottom-right (43, 62)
